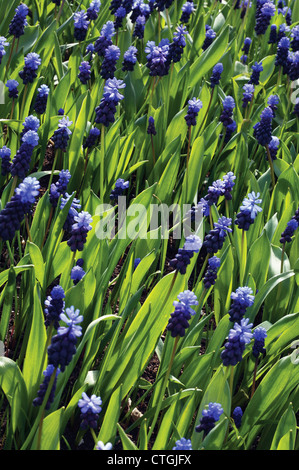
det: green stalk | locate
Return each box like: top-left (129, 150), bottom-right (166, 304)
top-left (265, 144), bottom-right (275, 189)
top-left (101, 124), bottom-right (105, 202)
top-left (240, 229), bottom-right (246, 286)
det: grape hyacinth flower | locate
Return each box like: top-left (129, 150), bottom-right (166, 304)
top-left (71, 261), bottom-right (86, 285)
top-left (248, 61), bottom-right (263, 85)
top-left (6, 80), bottom-right (19, 99)
top-left (253, 107), bottom-right (273, 146)
top-left (33, 365), bottom-right (60, 410)
top-left (222, 171), bottom-right (236, 200)
top-left (203, 256), bottom-right (221, 289)
top-left (78, 392), bottom-right (102, 430)
top-left (110, 178), bottom-right (129, 200)
top-left (203, 216), bottom-right (232, 255)
top-left (78, 61), bottom-right (91, 85)
top-left (9, 3), bottom-right (29, 39)
top-left (94, 21), bottom-right (115, 57)
top-left (147, 116), bottom-right (157, 135)
top-left (47, 306), bottom-right (83, 372)
top-left (134, 257), bottom-right (141, 270)
top-left (280, 218), bottom-right (298, 244)
top-left (11, 130), bottom-right (39, 180)
top-left (291, 25), bottom-right (299, 52)
top-left (60, 192), bottom-right (81, 232)
top-left (67, 211), bottom-right (93, 252)
top-left (228, 286), bottom-right (255, 324)
top-left (34, 84), bottom-right (50, 115)
top-left (204, 179), bottom-right (225, 207)
top-left (173, 290), bottom-right (199, 316)
top-left (288, 51), bottom-right (299, 81)
top-left (240, 0), bottom-right (252, 19)
top-left (221, 318), bottom-right (253, 366)
top-left (232, 407), bottom-right (243, 429)
top-left (169, 25), bottom-right (188, 63)
top-left (95, 78), bottom-right (125, 127)
top-left (235, 192), bottom-right (262, 231)
top-left (220, 96), bottom-right (235, 127)
top-left (255, 2), bottom-right (276, 36)
top-left (210, 63), bottom-right (223, 88)
top-left (122, 46), bottom-right (138, 71)
top-left (267, 94), bottom-right (279, 116)
top-left (87, 0), bottom-right (101, 20)
top-left (96, 441), bottom-right (113, 450)
top-left (0, 37), bottom-right (9, 64)
top-left (19, 53), bottom-right (42, 85)
top-left (21, 115), bottom-right (40, 139)
top-left (267, 135), bottom-right (279, 160)
top-left (242, 84), bottom-right (254, 108)
top-left (130, 1), bottom-right (150, 23)
top-left (49, 169), bottom-right (71, 208)
top-left (169, 235), bottom-right (202, 275)
top-left (0, 146), bottom-right (12, 176)
top-left (100, 45), bottom-right (121, 79)
top-left (145, 40), bottom-right (171, 77)
top-left (180, 2), bottom-right (195, 23)
top-left (109, 0), bottom-right (122, 15)
top-left (74, 10), bottom-right (90, 42)
top-left (166, 302), bottom-right (192, 337)
top-left (275, 37), bottom-right (290, 74)
top-left (58, 108), bottom-right (64, 115)
top-left (202, 27), bottom-right (216, 51)
top-left (0, 177), bottom-right (40, 242)
top-left (294, 98), bottom-right (299, 117)
top-left (277, 23), bottom-right (290, 42)
top-left (268, 24), bottom-right (277, 44)
top-left (83, 127), bottom-right (101, 150)
top-left (133, 15), bottom-right (146, 39)
top-left (240, 37), bottom-right (252, 63)
top-left (114, 6), bottom-right (126, 29)
top-left (44, 285), bottom-right (65, 330)
top-left (252, 327), bottom-right (267, 357)
top-left (184, 97), bottom-right (203, 127)
top-left (195, 402), bottom-right (223, 437)
top-left (173, 438), bottom-right (192, 450)
top-left (52, 117), bottom-right (73, 152)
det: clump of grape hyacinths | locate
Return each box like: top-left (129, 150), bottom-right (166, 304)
top-left (47, 306), bottom-right (83, 372)
top-left (74, 10), bottom-right (90, 41)
top-left (184, 97), bottom-right (203, 127)
top-left (235, 192), bottom-right (262, 231)
top-left (101, 45), bottom-right (120, 79)
top-left (78, 392), bottom-right (102, 430)
top-left (240, 37), bottom-right (252, 63)
top-left (52, 117), bottom-right (73, 152)
top-left (0, 146), bottom-right (12, 176)
top-left (86, 0), bottom-right (101, 20)
top-left (0, 177), bottom-right (40, 242)
top-left (228, 287), bottom-right (255, 324)
top-left (19, 53), bottom-right (42, 85)
top-left (122, 46), bottom-right (138, 71)
top-left (203, 216), bottom-right (232, 255)
top-left (173, 438), bottom-right (192, 450)
top-left (210, 63), bottom-right (223, 88)
top-left (248, 62), bottom-right (263, 85)
top-left (78, 61), bottom-right (92, 85)
top-left (44, 285), bottom-right (65, 330)
top-left (203, 256), bottom-right (221, 289)
top-left (11, 130), bottom-right (39, 180)
top-left (180, 2), bottom-right (195, 23)
top-left (71, 259), bottom-right (86, 285)
top-left (67, 211), bottom-right (93, 252)
top-left (33, 365), bottom-right (60, 410)
top-left (6, 80), bottom-right (19, 100)
top-left (252, 327), bottom-right (267, 357)
top-left (49, 169), bottom-right (71, 208)
top-left (202, 26), bottom-right (216, 50)
top-left (169, 235), bottom-right (202, 275)
top-left (254, 2), bottom-right (276, 35)
top-left (9, 3), bottom-right (29, 39)
top-left (95, 78), bottom-right (125, 127)
top-left (221, 318), bottom-right (253, 366)
top-left (253, 107), bottom-right (273, 147)
top-left (195, 402), bottom-right (223, 437)
top-left (34, 85), bottom-right (50, 115)
top-left (94, 21), bottom-right (115, 57)
top-left (110, 178), bottom-right (129, 201)
top-left (242, 84), bottom-right (254, 108)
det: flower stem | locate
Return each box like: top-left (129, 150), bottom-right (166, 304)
top-left (100, 124), bottom-right (105, 202)
top-left (265, 144), bottom-right (275, 189)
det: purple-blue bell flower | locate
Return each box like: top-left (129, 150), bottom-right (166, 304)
top-left (34, 84), bottom-right (50, 114)
top-left (252, 327), bottom-right (267, 357)
top-left (122, 45), bottom-right (138, 71)
top-left (33, 364), bottom-right (60, 410)
top-left (221, 318), bottom-right (253, 366)
top-left (248, 61), bottom-right (263, 85)
top-left (101, 45), bottom-right (121, 79)
top-left (44, 285), bottom-right (65, 329)
top-left (6, 79), bottom-right (19, 99)
top-left (87, 0), bottom-right (101, 20)
top-left (9, 3), bottom-right (29, 38)
top-left (210, 63), bottom-right (223, 88)
top-left (195, 402), bottom-right (223, 436)
top-left (242, 83), bottom-right (254, 108)
top-left (0, 146), bottom-right (12, 176)
top-left (78, 60), bottom-right (92, 84)
top-left (173, 438), bottom-right (192, 450)
top-left (74, 10), bottom-right (90, 41)
top-left (67, 211), bottom-right (93, 252)
top-left (180, 1), bottom-right (195, 23)
top-left (184, 97), bottom-right (203, 126)
top-left (19, 53), bottom-right (41, 84)
top-left (253, 106), bottom-right (273, 146)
